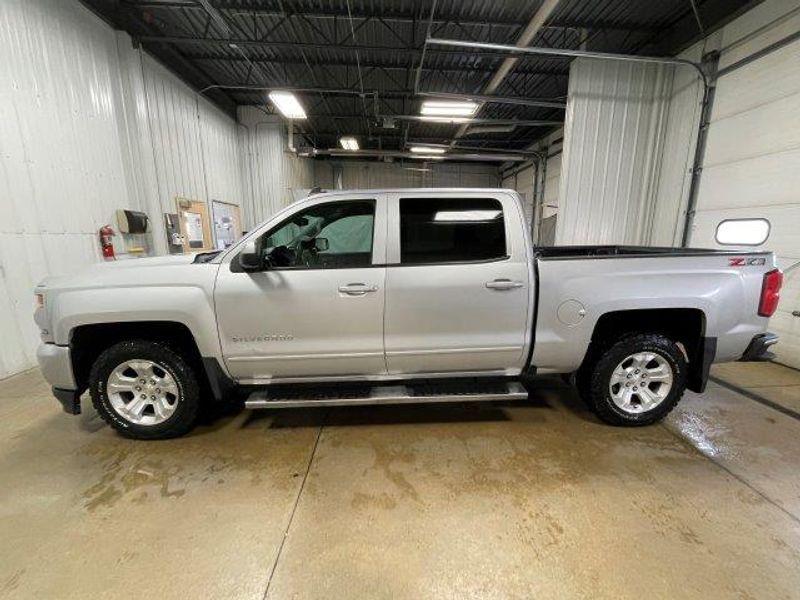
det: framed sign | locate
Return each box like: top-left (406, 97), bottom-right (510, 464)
top-left (175, 198), bottom-right (212, 253)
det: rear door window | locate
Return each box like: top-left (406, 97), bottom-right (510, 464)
top-left (399, 197), bottom-right (506, 264)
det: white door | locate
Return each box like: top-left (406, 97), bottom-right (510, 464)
top-left (688, 34), bottom-right (800, 368)
top-left (383, 192), bottom-right (532, 375)
top-left (215, 196), bottom-right (387, 381)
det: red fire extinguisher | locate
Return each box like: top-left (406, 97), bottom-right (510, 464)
top-left (99, 225), bottom-right (116, 260)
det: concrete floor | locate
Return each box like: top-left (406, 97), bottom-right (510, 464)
top-left (1, 364), bottom-right (799, 599)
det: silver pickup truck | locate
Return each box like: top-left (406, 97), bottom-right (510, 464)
top-left (34, 188), bottom-right (782, 439)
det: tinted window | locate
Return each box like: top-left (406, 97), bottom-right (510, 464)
top-left (400, 197), bottom-right (506, 264)
top-left (258, 200), bottom-right (374, 269)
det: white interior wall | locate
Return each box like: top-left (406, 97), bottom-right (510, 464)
top-left (556, 58), bottom-right (675, 245)
top-left (542, 150), bottom-right (562, 220)
top-left (498, 130), bottom-right (563, 244)
top-left (0, 0), bottom-right (267, 378)
top-left (685, 0), bottom-right (800, 368)
top-left (648, 45), bottom-right (705, 246)
top-left (237, 107), bottom-right (314, 229)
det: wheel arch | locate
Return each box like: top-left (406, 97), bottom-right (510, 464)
top-left (583, 308), bottom-right (713, 393)
top-left (69, 321), bottom-right (231, 400)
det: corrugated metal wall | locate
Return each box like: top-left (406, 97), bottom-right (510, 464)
top-left (500, 130), bottom-right (563, 245)
top-left (314, 160), bottom-right (498, 190)
top-left (556, 58), bottom-right (674, 245)
top-left (684, 0), bottom-right (800, 368)
top-left (0, 0), bottom-right (246, 378)
top-left (237, 107), bottom-right (314, 228)
top-left (649, 44), bottom-right (705, 246)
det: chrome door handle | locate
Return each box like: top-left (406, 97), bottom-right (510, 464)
top-left (485, 279), bottom-right (524, 290)
top-left (338, 283), bottom-right (379, 295)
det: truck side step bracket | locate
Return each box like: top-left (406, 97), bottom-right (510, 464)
top-left (244, 381), bottom-right (529, 409)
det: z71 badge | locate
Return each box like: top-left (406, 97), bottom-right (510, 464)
top-left (729, 257), bottom-right (766, 267)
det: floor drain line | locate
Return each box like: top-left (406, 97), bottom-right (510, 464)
top-left (709, 376), bottom-right (800, 422)
top-left (262, 417), bottom-right (325, 599)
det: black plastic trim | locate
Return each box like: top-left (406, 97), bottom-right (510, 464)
top-left (688, 336), bottom-right (716, 393)
top-left (536, 246), bottom-right (772, 261)
top-left (52, 387), bottom-right (81, 415)
top-left (740, 332), bottom-right (779, 362)
top-left (202, 357), bottom-right (237, 402)
top-left (523, 259), bottom-right (540, 378)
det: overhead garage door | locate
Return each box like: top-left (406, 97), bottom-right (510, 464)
top-left (689, 33), bottom-right (800, 368)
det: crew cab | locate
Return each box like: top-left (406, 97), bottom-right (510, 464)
top-left (34, 188), bottom-right (782, 439)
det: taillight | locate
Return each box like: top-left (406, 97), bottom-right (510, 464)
top-left (758, 269), bottom-right (783, 317)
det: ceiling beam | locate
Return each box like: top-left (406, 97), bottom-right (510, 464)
top-left (454, 0), bottom-right (564, 141)
top-left (135, 35), bottom-right (576, 58)
top-left (127, 2), bottom-right (657, 34)
top-left (184, 53), bottom-right (569, 79)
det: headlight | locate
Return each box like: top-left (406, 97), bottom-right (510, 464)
top-left (35, 292), bottom-right (45, 310)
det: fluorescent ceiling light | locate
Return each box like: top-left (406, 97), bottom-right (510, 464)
top-left (268, 91), bottom-right (307, 119)
top-left (420, 100), bottom-right (478, 117)
top-left (409, 146), bottom-right (445, 154)
top-left (418, 116), bottom-right (472, 124)
top-left (412, 155), bottom-right (445, 161)
top-left (339, 136), bottom-right (359, 151)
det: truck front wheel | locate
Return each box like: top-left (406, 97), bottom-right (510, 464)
top-left (89, 340), bottom-right (200, 439)
top-left (586, 333), bottom-right (687, 426)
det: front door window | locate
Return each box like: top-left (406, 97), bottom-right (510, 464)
top-left (258, 200), bottom-right (375, 269)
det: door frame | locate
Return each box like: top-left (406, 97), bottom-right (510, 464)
top-left (382, 189), bottom-right (534, 375)
top-left (214, 192), bottom-right (389, 382)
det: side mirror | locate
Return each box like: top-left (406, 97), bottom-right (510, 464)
top-left (238, 240), bottom-right (263, 271)
top-left (314, 237), bottom-right (329, 252)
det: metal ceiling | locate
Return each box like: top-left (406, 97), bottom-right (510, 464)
top-left (82, 0), bottom-right (761, 157)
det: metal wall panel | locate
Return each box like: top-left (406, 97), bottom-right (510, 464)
top-left (0, 0), bottom-right (133, 377)
top-left (0, 0), bottom-right (245, 378)
top-left (543, 153), bottom-right (561, 219)
top-left (237, 107), bottom-right (314, 229)
top-left (499, 162), bottom-right (535, 236)
top-left (556, 58), bottom-right (674, 246)
top-left (514, 165), bottom-right (536, 229)
top-left (649, 44), bottom-right (705, 246)
top-left (313, 160), bottom-right (498, 192)
top-left (716, 0), bottom-right (800, 69)
top-left (686, 0), bottom-right (800, 368)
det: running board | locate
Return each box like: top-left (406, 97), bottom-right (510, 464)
top-left (245, 381), bottom-right (528, 409)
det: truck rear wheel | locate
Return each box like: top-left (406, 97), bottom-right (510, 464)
top-left (89, 340), bottom-right (200, 439)
top-left (586, 333), bottom-right (687, 426)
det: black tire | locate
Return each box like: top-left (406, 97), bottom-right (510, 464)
top-left (89, 340), bottom-right (200, 439)
top-left (586, 333), bottom-right (687, 426)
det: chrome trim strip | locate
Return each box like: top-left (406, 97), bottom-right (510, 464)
top-left (245, 381), bottom-right (529, 409)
